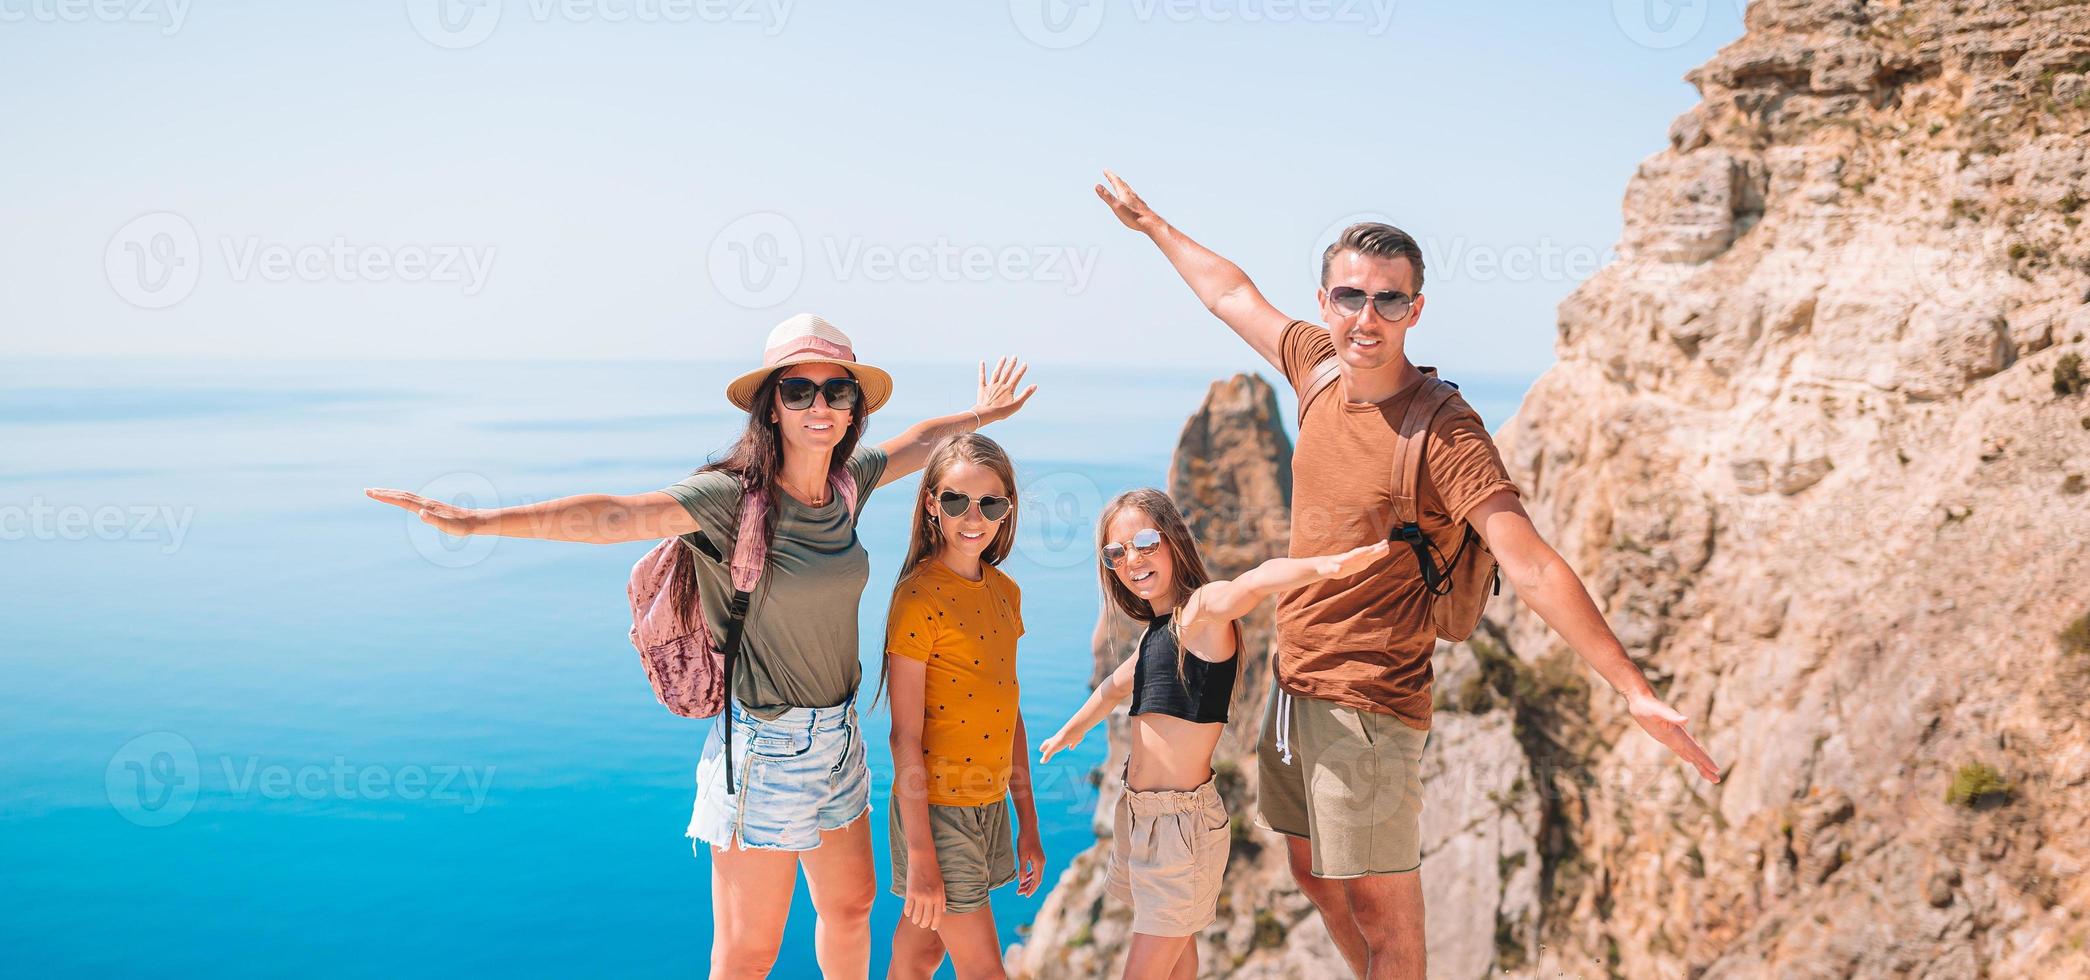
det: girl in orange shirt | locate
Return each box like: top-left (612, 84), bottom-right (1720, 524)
top-left (880, 433), bottom-right (1044, 980)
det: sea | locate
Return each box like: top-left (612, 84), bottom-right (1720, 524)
top-left (0, 356), bottom-right (1533, 977)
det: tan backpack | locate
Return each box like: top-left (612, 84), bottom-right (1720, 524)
top-left (1299, 358), bottom-right (1501, 642)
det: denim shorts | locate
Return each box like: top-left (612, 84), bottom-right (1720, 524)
top-left (688, 699), bottom-right (871, 853)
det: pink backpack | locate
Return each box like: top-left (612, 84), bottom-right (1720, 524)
top-left (626, 471), bottom-right (859, 790)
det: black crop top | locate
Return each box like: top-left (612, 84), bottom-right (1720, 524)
top-left (1127, 613), bottom-right (1237, 725)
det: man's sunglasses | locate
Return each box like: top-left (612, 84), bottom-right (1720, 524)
top-left (777, 377), bottom-right (862, 412)
top-left (1100, 527), bottom-right (1163, 569)
top-left (1328, 286), bottom-right (1414, 321)
top-left (937, 489), bottom-right (1012, 522)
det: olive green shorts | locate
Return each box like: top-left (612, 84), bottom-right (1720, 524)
top-left (1255, 686), bottom-right (1430, 878)
top-left (887, 795), bottom-right (1016, 914)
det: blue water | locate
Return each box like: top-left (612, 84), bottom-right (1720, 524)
top-left (0, 357), bottom-right (1533, 978)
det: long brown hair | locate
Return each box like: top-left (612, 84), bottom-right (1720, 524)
top-left (874, 432), bottom-right (1020, 708)
top-left (669, 367), bottom-right (870, 630)
top-left (1096, 488), bottom-right (1236, 690)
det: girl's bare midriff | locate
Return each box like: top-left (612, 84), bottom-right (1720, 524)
top-left (1127, 712), bottom-right (1226, 792)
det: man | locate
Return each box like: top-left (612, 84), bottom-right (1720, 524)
top-left (1095, 171), bottom-right (1721, 980)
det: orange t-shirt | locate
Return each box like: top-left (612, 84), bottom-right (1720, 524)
top-left (1277, 320), bottom-right (1520, 730)
top-left (885, 560), bottom-right (1025, 806)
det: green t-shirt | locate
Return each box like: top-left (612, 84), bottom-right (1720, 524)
top-left (657, 445), bottom-right (889, 718)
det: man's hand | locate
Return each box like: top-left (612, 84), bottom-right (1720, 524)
top-left (1627, 691), bottom-right (1722, 783)
top-left (1094, 170), bottom-right (1164, 234)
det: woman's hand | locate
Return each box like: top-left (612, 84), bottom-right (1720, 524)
top-left (903, 854), bottom-right (948, 932)
top-left (1311, 540), bottom-right (1392, 580)
top-left (1094, 170), bottom-right (1163, 234)
top-left (1037, 726), bottom-right (1081, 764)
top-left (1016, 828), bottom-right (1046, 897)
top-left (366, 488), bottom-right (481, 537)
top-left (972, 357), bottom-right (1038, 425)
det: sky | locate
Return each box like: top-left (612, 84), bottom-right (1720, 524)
top-left (0, 0), bottom-right (1748, 379)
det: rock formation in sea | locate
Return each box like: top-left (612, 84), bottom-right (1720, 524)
top-left (1016, 0), bottom-right (2090, 975)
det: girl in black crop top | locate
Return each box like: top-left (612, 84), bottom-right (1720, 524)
top-left (1040, 488), bottom-right (1396, 969)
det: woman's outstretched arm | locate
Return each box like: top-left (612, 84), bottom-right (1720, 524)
top-left (876, 357), bottom-right (1037, 487)
top-left (364, 487), bottom-right (696, 544)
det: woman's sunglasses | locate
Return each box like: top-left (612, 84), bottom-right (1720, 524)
top-left (936, 489), bottom-right (1012, 522)
top-left (777, 377), bottom-right (862, 412)
top-left (1328, 286), bottom-right (1414, 321)
top-left (1100, 527), bottom-right (1163, 569)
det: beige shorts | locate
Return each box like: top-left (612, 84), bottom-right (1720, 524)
top-left (1105, 774), bottom-right (1231, 937)
top-left (1256, 685), bottom-right (1429, 878)
top-left (887, 795), bottom-right (1016, 915)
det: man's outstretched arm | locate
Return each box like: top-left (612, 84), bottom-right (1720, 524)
top-left (1094, 170), bottom-right (1293, 371)
top-left (1466, 489), bottom-right (1724, 783)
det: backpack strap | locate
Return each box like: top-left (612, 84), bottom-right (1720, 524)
top-left (1388, 370), bottom-right (1464, 595)
top-left (1297, 356), bottom-right (1343, 428)
top-left (716, 466), bottom-right (862, 794)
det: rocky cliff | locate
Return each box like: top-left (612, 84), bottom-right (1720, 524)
top-left (1017, 1), bottom-right (2090, 975)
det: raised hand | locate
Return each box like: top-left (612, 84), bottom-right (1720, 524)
top-left (973, 357), bottom-right (1038, 424)
top-left (1094, 169), bottom-right (1161, 233)
top-left (366, 487), bottom-right (481, 537)
top-left (1627, 692), bottom-right (1723, 783)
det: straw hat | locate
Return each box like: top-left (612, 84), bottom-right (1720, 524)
top-left (724, 313), bottom-right (894, 414)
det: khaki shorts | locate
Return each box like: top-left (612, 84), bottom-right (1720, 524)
top-left (1106, 774), bottom-right (1230, 937)
top-left (1256, 685), bottom-right (1429, 878)
top-left (887, 795), bottom-right (1016, 915)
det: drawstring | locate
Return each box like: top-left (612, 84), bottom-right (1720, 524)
top-left (1275, 689), bottom-right (1295, 765)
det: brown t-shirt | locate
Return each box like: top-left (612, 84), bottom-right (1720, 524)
top-left (1277, 320), bottom-right (1519, 729)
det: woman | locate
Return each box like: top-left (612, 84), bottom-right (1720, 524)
top-left (1038, 488), bottom-right (1385, 980)
top-left (366, 313), bottom-right (1036, 980)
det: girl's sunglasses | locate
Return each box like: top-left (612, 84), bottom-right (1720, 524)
top-left (936, 489), bottom-right (1012, 522)
top-left (777, 377), bottom-right (862, 412)
top-left (1100, 527), bottom-right (1163, 569)
top-left (1328, 286), bottom-right (1414, 321)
